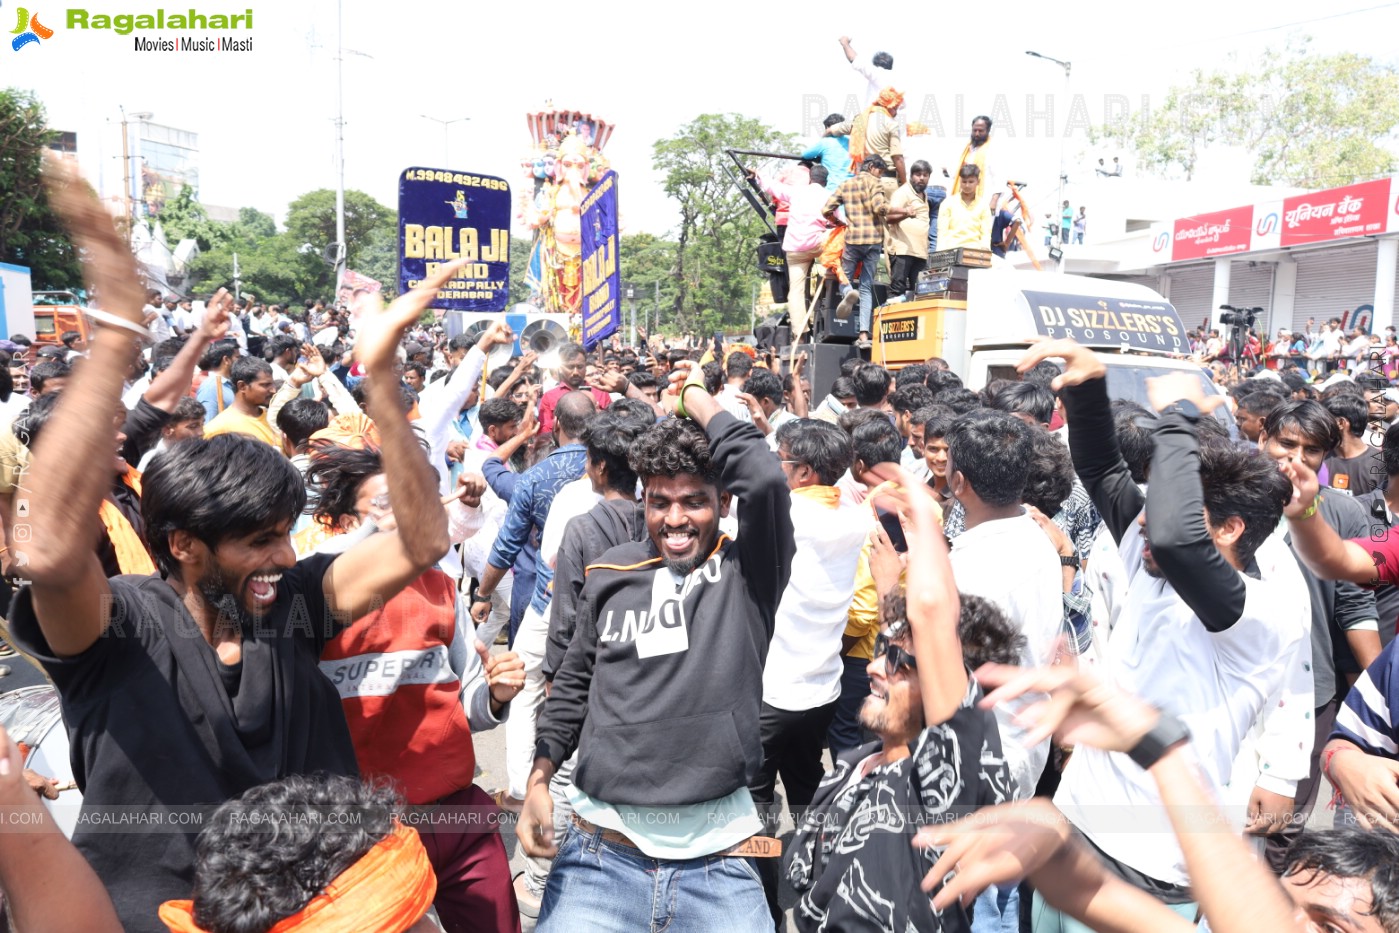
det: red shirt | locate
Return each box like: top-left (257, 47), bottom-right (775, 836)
top-left (538, 383), bottom-right (612, 434)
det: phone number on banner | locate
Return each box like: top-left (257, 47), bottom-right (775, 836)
top-left (404, 170), bottom-right (508, 190)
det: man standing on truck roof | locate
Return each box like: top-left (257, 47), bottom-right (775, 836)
top-left (949, 115), bottom-right (1000, 214)
top-left (825, 156), bottom-right (889, 350)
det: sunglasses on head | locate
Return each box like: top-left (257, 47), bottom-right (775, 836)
top-left (874, 628), bottom-right (917, 675)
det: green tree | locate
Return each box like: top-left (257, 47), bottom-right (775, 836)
top-left (653, 114), bottom-right (792, 334)
top-left (508, 236), bottom-right (535, 306)
top-left (158, 185), bottom-right (232, 252)
top-left (1099, 41), bottom-right (1399, 186)
top-left (235, 206), bottom-right (276, 240)
top-left (284, 189), bottom-right (395, 272)
top-left (188, 236), bottom-right (325, 305)
top-left (0, 88), bottom-right (83, 289)
top-left (618, 233), bottom-right (679, 336)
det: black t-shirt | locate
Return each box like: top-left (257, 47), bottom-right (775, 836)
top-left (8, 553), bottom-right (356, 933)
top-left (787, 680), bottom-right (1013, 932)
top-left (1323, 447), bottom-right (1387, 497)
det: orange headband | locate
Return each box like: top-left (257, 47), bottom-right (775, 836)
top-left (310, 413), bottom-right (381, 451)
top-left (876, 86), bottom-right (904, 111)
top-left (158, 822), bottom-right (436, 933)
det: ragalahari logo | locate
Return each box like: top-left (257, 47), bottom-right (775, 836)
top-left (10, 4), bottom-right (54, 51)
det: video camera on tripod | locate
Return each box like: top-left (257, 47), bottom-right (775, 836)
top-left (1218, 305), bottom-right (1261, 329)
top-left (1218, 305), bottom-right (1264, 365)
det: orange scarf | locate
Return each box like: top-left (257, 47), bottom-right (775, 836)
top-left (849, 87), bottom-right (904, 172)
top-left (158, 822), bottom-right (436, 933)
top-left (99, 467), bottom-right (155, 575)
top-left (952, 139), bottom-right (989, 197)
top-left (791, 484), bottom-right (842, 510)
top-left (310, 413), bottom-right (380, 451)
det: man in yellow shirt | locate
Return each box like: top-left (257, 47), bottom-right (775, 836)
top-left (204, 357), bottom-right (283, 450)
top-left (936, 164), bottom-right (992, 251)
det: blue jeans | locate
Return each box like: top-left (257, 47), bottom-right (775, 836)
top-left (971, 883), bottom-right (1019, 933)
top-left (839, 241), bottom-right (882, 333)
top-left (536, 826), bottom-right (771, 933)
top-left (927, 186), bottom-right (947, 253)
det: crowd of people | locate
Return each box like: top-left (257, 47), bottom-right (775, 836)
top-left (5, 103), bottom-right (1399, 933)
top-left (1192, 318), bottom-right (1399, 379)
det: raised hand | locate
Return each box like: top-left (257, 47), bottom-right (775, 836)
top-left (476, 321), bottom-right (514, 353)
top-left (196, 289), bottom-right (233, 342)
top-left (1016, 337), bottom-right (1105, 392)
top-left (43, 154), bottom-right (145, 326)
top-left (354, 259), bottom-right (468, 374)
top-left (974, 663), bottom-right (1160, 752)
top-left (1146, 372), bottom-right (1226, 415)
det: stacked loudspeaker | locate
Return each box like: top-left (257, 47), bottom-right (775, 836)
top-left (446, 304), bottom-right (571, 370)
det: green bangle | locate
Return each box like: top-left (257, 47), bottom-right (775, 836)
top-left (676, 373), bottom-right (706, 419)
top-left (1300, 496), bottom-right (1320, 520)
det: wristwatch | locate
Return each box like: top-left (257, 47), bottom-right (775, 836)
top-left (1126, 713), bottom-right (1191, 770)
top-left (1059, 553), bottom-right (1080, 569)
top-left (470, 592), bottom-right (493, 605)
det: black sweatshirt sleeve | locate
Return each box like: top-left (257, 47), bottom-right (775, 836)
top-left (1145, 411), bottom-right (1247, 632)
top-left (706, 411), bottom-right (796, 625)
top-left (544, 524), bottom-right (588, 680)
top-left (121, 397), bottom-right (172, 466)
top-left (534, 578), bottom-right (599, 768)
top-left (1060, 378), bottom-right (1144, 544)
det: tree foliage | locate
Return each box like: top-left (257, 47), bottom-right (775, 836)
top-left (653, 114), bottom-right (792, 334)
top-left (284, 189), bottom-right (394, 267)
top-left (618, 233), bottom-right (680, 335)
top-left (0, 88), bottom-right (83, 290)
top-left (158, 185), bottom-right (233, 252)
top-left (187, 188), bottom-right (398, 304)
top-left (1098, 41), bottom-right (1399, 187)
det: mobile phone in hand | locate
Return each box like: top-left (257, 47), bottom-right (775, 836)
top-left (876, 507), bottom-right (908, 553)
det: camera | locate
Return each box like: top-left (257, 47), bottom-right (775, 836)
top-left (1218, 306), bottom-right (1258, 328)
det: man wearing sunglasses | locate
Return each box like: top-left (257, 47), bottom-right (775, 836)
top-left (786, 470), bottom-right (1015, 932)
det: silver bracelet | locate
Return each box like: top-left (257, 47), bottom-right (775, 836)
top-left (86, 306), bottom-right (154, 344)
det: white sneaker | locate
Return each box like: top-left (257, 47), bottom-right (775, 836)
top-left (835, 291), bottom-right (858, 321)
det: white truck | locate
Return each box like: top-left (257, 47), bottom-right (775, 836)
top-left (869, 266), bottom-right (1224, 410)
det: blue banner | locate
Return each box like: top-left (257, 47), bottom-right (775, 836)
top-left (398, 168), bottom-right (511, 312)
top-left (580, 170), bottom-right (620, 349)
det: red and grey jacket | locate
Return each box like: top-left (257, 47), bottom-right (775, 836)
top-left (319, 566), bottom-right (505, 805)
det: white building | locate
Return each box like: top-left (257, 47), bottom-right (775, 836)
top-left (1009, 172), bottom-right (1399, 337)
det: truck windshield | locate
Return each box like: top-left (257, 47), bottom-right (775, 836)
top-left (1104, 364), bottom-right (1217, 409)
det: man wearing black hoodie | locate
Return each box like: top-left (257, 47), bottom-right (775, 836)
top-left (521, 365), bottom-right (796, 932)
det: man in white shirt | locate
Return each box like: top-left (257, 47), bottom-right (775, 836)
top-left (1022, 339), bottom-right (1310, 926)
top-left (737, 369), bottom-right (797, 449)
top-left (750, 418), bottom-right (870, 926)
top-left (714, 350), bottom-right (755, 422)
top-left (944, 408), bottom-right (1064, 931)
top-left (838, 36), bottom-right (898, 108)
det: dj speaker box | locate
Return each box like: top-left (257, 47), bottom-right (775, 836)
top-left (794, 342), bottom-right (864, 403)
top-left (811, 278), bottom-right (859, 344)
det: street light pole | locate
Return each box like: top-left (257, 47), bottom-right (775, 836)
top-left (333, 0), bottom-right (347, 294)
top-left (419, 115), bottom-right (471, 167)
top-left (1026, 50), bottom-right (1072, 259)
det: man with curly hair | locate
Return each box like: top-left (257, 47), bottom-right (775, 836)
top-left (159, 774), bottom-right (440, 933)
top-left (520, 368), bottom-right (796, 931)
